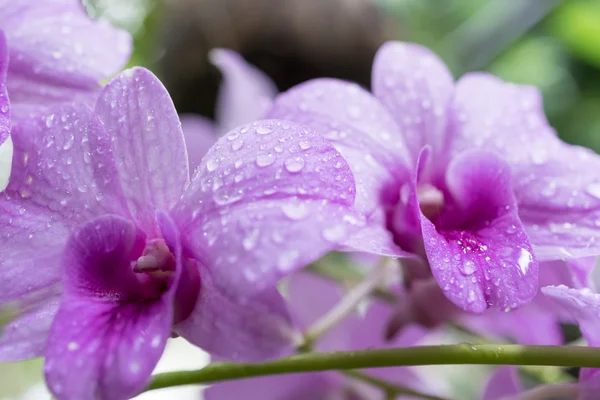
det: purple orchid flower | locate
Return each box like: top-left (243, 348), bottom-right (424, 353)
top-left (0, 66), bottom-right (362, 399)
top-left (180, 48), bottom-right (277, 169)
top-left (0, 0), bottom-right (132, 120)
top-left (537, 284), bottom-right (600, 399)
top-left (205, 272), bottom-right (432, 400)
top-left (266, 40), bottom-right (600, 314)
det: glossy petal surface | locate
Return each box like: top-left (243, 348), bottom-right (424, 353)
top-left (422, 150), bottom-right (538, 313)
top-left (173, 120), bottom-right (361, 298)
top-left (95, 67), bottom-right (189, 234)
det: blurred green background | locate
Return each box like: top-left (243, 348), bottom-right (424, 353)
top-left (4, 0), bottom-right (600, 398)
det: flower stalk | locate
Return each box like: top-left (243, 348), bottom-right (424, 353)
top-left (146, 344), bottom-right (596, 392)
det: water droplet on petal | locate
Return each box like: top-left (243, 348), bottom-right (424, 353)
top-left (256, 126), bottom-right (272, 135)
top-left (281, 202), bottom-right (310, 220)
top-left (256, 154), bottom-right (275, 167)
top-left (299, 141), bottom-right (311, 150)
top-left (284, 157), bottom-right (305, 173)
top-left (206, 157), bottom-right (219, 171)
top-left (458, 260), bottom-right (477, 276)
top-left (243, 228), bottom-right (260, 250)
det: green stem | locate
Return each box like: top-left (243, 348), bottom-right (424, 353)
top-left (147, 344), bottom-right (596, 392)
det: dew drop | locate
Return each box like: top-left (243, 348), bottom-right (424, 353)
top-left (284, 157), bottom-right (305, 173)
top-left (586, 182), bottom-right (600, 200)
top-left (459, 260), bottom-right (477, 276)
top-left (281, 202), bottom-right (310, 220)
top-left (206, 157), bottom-right (219, 172)
top-left (232, 140), bottom-right (244, 151)
top-left (256, 154), bottom-right (275, 167)
top-left (256, 126), bottom-right (272, 135)
top-left (299, 141), bottom-right (311, 150)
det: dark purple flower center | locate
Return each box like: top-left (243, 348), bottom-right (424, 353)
top-left (130, 238), bottom-right (200, 325)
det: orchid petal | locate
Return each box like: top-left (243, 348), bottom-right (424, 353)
top-left (0, 30), bottom-right (9, 147)
top-left (266, 78), bottom-right (412, 218)
top-left (173, 119), bottom-right (361, 298)
top-left (482, 366), bottom-right (523, 400)
top-left (542, 285), bottom-right (600, 346)
top-left (44, 215), bottom-right (176, 400)
top-left (174, 265), bottom-right (296, 361)
top-left (450, 73), bottom-right (600, 260)
top-left (0, 104), bottom-right (129, 360)
top-left (205, 372), bottom-right (343, 400)
top-left (1, 0), bottom-right (131, 106)
top-left (210, 49), bottom-right (277, 133)
top-left (180, 114), bottom-right (217, 173)
top-left (94, 67), bottom-right (189, 235)
top-left (421, 150), bottom-right (538, 313)
top-left (372, 41), bottom-right (454, 162)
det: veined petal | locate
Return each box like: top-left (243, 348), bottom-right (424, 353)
top-left (0, 30), bottom-right (9, 147)
top-left (482, 366), bottom-right (523, 400)
top-left (180, 114), bottom-right (217, 174)
top-left (372, 41), bottom-right (454, 162)
top-left (95, 67), bottom-right (189, 235)
top-left (210, 49), bottom-right (278, 134)
top-left (173, 119), bottom-right (361, 298)
top-left (421, 150), bottom-right (538, 313)
top-left (2, 0), bottom-right (131, 105)
top-left (174, 265), bottom-right (296, 361)
top-left (450, 73), bottom-right (600, 260)
top-left (266, 78), bottom-right (412, 217)
top-left (44, 215), bottom-right (177, 400)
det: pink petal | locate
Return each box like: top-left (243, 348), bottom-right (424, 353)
top-left (174, 265), bottom-right (296, 361)
top-left (421, 150), bottom-right (538, 313)
top-left (580, 368), bottom-right (600, 400)
top-left (94, 67), bottom-right (189, 235)
top-left (0, 30), bottom-right (9, 146)
top-left (205, 372), bottom-right (343, 400)
top-left (44, 215), bottom-right (176, 400)
top-left (450, 73), bottom-right (600, 260)
top-left (0, 104), bottom-right (129, 360)
top-left (2, 0), bottom-right (131, 106)
top-left (173, 119), bottom-right (362, 298)
top-left (482, 366), bottom-right (523, 400)
top-left (180, 114), bottom-right (217, 173)
top-left (372, 41), bottom-right (455, 162)
top-left (210, 49), bottom-right (278, 133)
top-left (266, 78), bottom-right (412, 217)
top-left (542, 285), bottom-right (600, 346)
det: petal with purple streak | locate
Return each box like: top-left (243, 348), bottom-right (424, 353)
top-left (173, 119), bottom-right (362, 298)
top-left (2, 0), bottom-right (131, 107)
top-left (372, 41), bottom-right (454, 162)
top-left (211, 49), bottom-right (277, 133)
top-left (420, 150), bottom-right (538, 313)
top-left (94, 67), bottom-right (189, 235)
top-left (44, 215), bottom-right (177, 400)
top-left (450, 73), bottom-right (600, 260)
